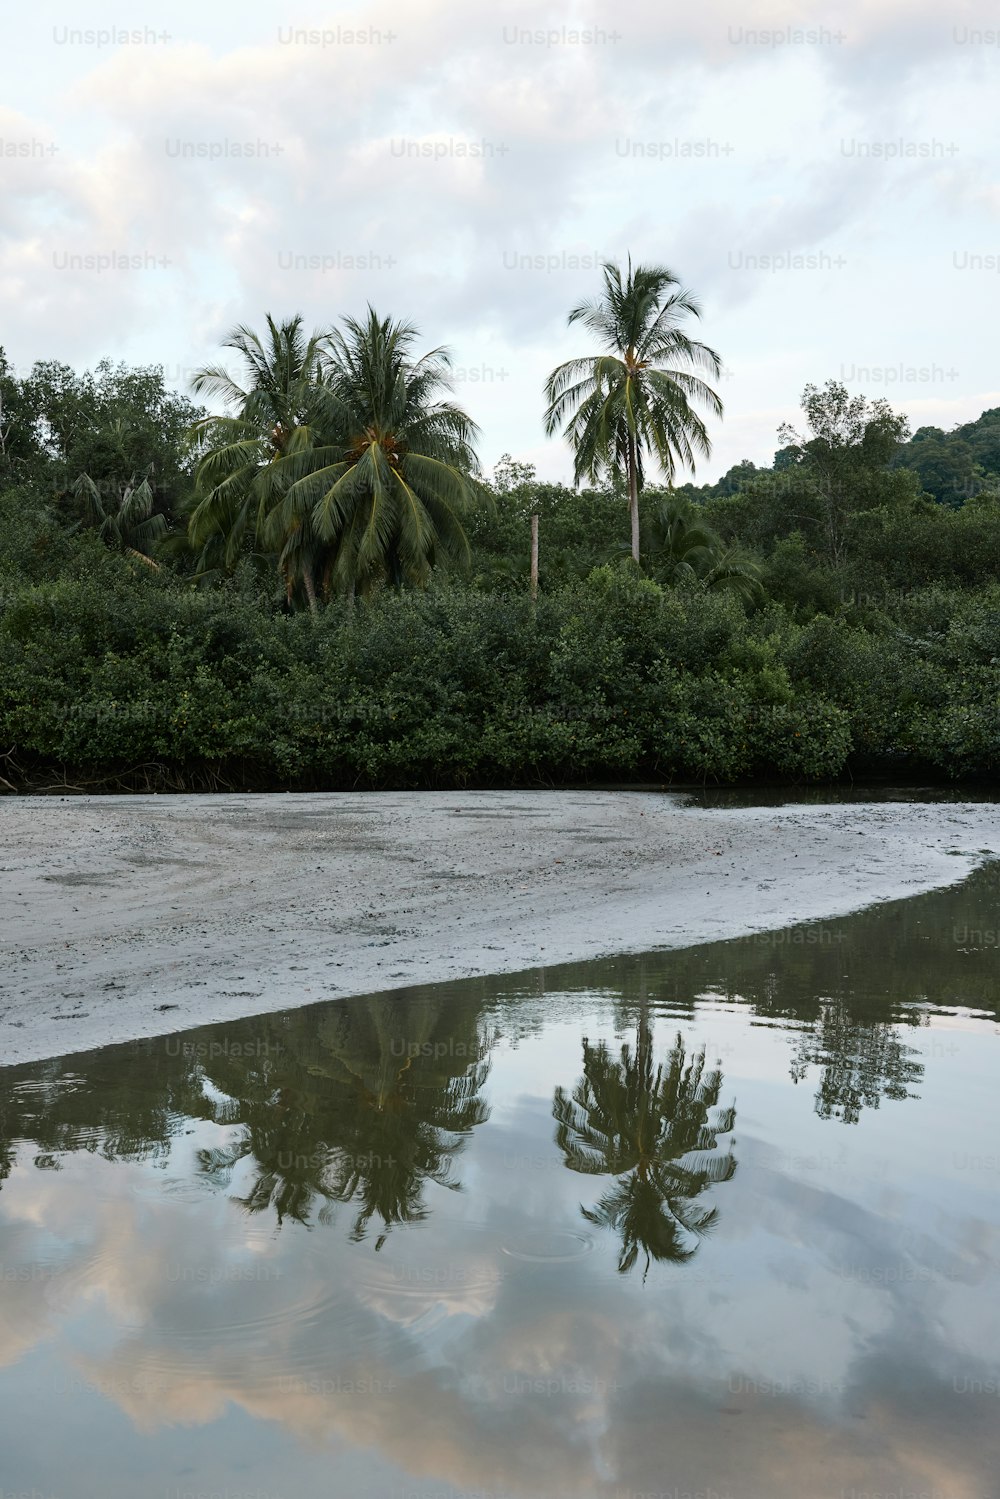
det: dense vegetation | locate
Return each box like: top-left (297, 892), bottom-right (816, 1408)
top-left (1, 264), bottom-right (998, 792)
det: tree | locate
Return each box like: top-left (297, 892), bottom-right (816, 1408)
top-left (275, 308), bottom-right (483, 599)
top-left (0, 350), bottom-right (46, 490)
top-left (894, 407), bottom-right (1000, 503)
top-left (789, 1001), bottom-right (922, 1124)
top-left (72, 469), bottom-right (166, 567)
top-left (6, 357), bottom-right (202, 531)
top-left (892, 427), bottom-right (974, 507)
top-left (194, 994), bottom-right (493, 1242)
top-left (486, 454), bottom-right (566, 597)
top-left (642, 493), bottom-right (763, 604)
top-left (187, 314), bottom-right (331, 609)
top-left (776, 381), bottom-right (913, 566)
top-left (714, 459), bottom-right (763, 496)
top-left (544, 259), bottom-right (723, 563)
top-left (554, 1025), bottom-right (736, 1277)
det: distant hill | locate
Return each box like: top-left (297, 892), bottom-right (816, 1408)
top-left (890, 407), bottom-right (1000, 505)
top-left (675, 406), bottom-right (1000, 507)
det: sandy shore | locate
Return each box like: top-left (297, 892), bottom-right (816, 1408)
top-left (1, 790), bottom-right (998, 1067)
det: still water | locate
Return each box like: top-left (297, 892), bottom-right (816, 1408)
top-left (1, 867), bottom-right (999, 1499)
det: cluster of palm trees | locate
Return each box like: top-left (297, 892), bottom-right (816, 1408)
top-left (185, 259), bottom-right (740, 607)
top-left (187, 310), bottom-right (481, 609)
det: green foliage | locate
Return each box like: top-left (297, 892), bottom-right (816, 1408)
top-left (188, 310), bottom-right (484, 607)
top-left (2, 342), bottom-right (999, 791)
top-left (0, 352), bottom-right (202, 530)
top-left (186, 314), bottom-right (332, 598)
top-left (5, 544), bottom-right (994, 789)
top-left (467, 465), bottom-right (626, 590)
top-left (544, 259), bottom-right (723, 560)
top-left (72, 472), bottom-right (167, 566)
top-left (892, 408), bottom-right (1000, 504)
top-left (641, 493), bottom-right (763, 604)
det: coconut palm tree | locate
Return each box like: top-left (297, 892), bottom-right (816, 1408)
top-left (274, 308), bottom-right (482, 598)
top-left (73, 469), bottom-right (166, 568)
top-left (643, 494), bottom-right (763, 604)
top-left (307, 993), bottom-right (492, 1244)
top-left (544, 259), bottom-right (723, 563)
top-left (554, 1025), bottom-right (736, 1278)
top-left (186, 315), bottom-right (331, 609)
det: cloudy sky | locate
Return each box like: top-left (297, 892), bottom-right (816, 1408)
top-left (1, 0), bottom-right (998, 482)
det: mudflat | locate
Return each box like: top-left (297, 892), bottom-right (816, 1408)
top-left (2, 790), bottom-right (998, 1067)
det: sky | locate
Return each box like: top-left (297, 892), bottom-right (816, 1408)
top-left (1, 0), bottom-right (999, 483)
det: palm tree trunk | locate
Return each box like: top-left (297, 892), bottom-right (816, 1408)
top-left (628, 437), bottom-right (640, 564)
top-left (637, 989), bottom-right (653, 1081)
top-left (530, 512), bottom-right (539, 601)
top-left (302, 564), bottom-right (318, 616)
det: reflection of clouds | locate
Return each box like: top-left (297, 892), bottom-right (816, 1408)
top-left (2, 1040), bottom-right (1000, 1497)
top-left (729, 1138), bottom-right (998, 1298)
top-left (604, 1347), bottom-right (998, 1499)
top-left (352, 1224), bottom-right (505, 1329)
top-left (0, 1156), bottom-right (129, 1368)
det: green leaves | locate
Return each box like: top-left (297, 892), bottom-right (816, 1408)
top-left (544, 258), bottom-right (723, 488)
top-left (3, 542), bottom-right (1000, 788)
top-left (188, 309), bottom-right (483, 605)
top-left (299, 309), bottom-right (481, 596)
top-left (554, 1028), bottom-right (736, 1275)
top-left (72, 471), bottom-right (166, 566)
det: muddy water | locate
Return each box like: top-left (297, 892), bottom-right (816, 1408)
top-left (1, 866), bottom-right (998, 1498)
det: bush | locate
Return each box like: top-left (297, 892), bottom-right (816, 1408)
top-left (3, 510), bottom-right (999, 790)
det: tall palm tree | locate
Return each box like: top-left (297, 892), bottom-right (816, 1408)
top-left (274, 308), bottom-right (482, 598)
top-left (554, 1026), bottom-right (736, 1278)
top-left (187, 315), bottom-right (330, 609)
top-left (544, 259), bottom-right (723, 563)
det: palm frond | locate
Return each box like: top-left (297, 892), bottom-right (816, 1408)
top-left (544, 259), bottom-right (724, 514)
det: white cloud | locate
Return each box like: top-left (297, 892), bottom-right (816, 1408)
top-left (0, 0), bottom-right (997, 480)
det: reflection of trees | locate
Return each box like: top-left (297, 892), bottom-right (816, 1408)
top-left (789, 1001), bottom-right (921, 1124)
top-left (0, 991), bottom-right (494, 1246)
top-left (1, 863), bottom-right (994, 1220)
top-left (539, 865), bottom-right (1000, 1128)
top-left (196, 992), bottom-right (493, 1244)
top-left (0, 1089), bottom-right (14, 1190)
top-left (0, 1050), bottom-right (211, 1184)
top-left (554, 1025), bottom-right (735, 1277)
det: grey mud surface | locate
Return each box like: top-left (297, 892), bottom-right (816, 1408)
top-left (2, 790), bottom-right (999, 1066)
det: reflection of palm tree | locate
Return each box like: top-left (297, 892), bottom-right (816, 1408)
top-left (0, 1088), bottom-right (14, 1193)
top-left (554, 1026), bottom-right (735, 1277)
top-left (200, 994), bottom-right (492, 1245)
top-left (309, 995), bottom-right (491, 1245)
top-left (0, 1051), bottom-right (209, 1180)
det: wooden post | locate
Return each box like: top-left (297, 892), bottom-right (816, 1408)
top-left (530, 512), bottom-right (539, 601)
